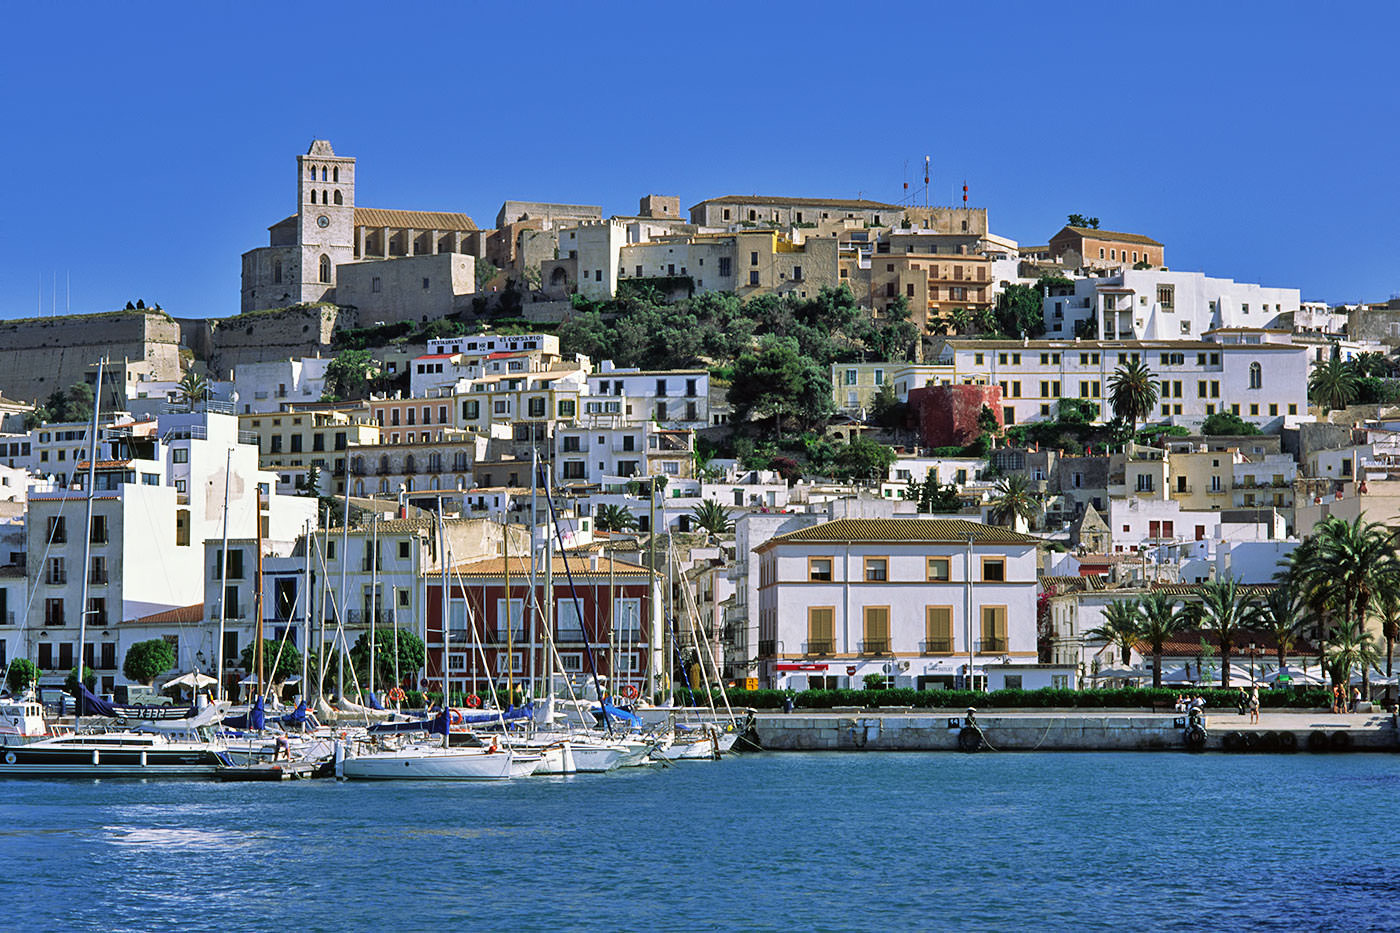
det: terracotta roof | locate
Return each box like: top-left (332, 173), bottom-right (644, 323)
top-left (129, 604), bottom-right (204, 625)
top-left (354, 207), bottom-right (477, 231)
top-left (1039, 574), bottom-right (1110, 593)
top-left (1135, 626), bottom-right (1319, 657)
top-left (1147, 582), bottom-right (1279, 598)
top-left (449, 555), bottom-right (656, 578)
top-left (694, 195), bottom-right (903, 211)
top-left (1054, 226), bottom-right (1163, 247)
top-left (763, 517), bottom-right (1041, 548)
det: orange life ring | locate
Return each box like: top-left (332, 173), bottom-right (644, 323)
top-left (449, 709), bottom-right (463, 725)
top-left (621, 684), bottom-right (640, 700)
top-left (465, 693), bottom-right (482, 709)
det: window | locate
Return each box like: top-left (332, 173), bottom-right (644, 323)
top-left (495, 598), bottom-right (525, 640)
top-left (807, 607), bottom-right (834, 655)
top-left (927, 557), bottom-right (951, 581)
top-left (750, 251), bottom-right (759, 266)
top-left (981, 558), bottom-right (1005, 582)
top-left (558, 399), bottom-right (576, 418)
top-left (862, 607), bottom-right (890, 654)
top-left (718, 256), bottom-right (731, 277)
top-left (863, 557), bottom-right (888, 581)
top-left (557, 600), bottom-right (584, 642)
top-left (809, 557), bottom-right (833, 581)
top-left (925, 606), bottom-right (953, 653)
top-left (749, 271), bottom-right (759, 286)
top-left (319, 254), bottom-right (331, 284)
top-left (527, 397), bottom-right (546, 418)
top-left (614, 598), bottom-right (641, 635)
top-left (980, 606), bottom-right (1008, 652)
top-left (1249, 362), bottom-right (1262, 389)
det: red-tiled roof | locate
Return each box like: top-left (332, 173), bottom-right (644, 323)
top-left (128, 604), bottom-right (204, 625)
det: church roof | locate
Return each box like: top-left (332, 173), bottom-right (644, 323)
top-left (355, 207), bottom-right (477, 231)
top-left (1051, 225), bottom-right (1163, 247)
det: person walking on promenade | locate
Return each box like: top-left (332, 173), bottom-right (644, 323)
top-left (1248, 685), bottom-right (1260, 724)
top-left (1351, 685), bottom-right (1362, 713)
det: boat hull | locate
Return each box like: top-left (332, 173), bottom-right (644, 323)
top-left (0, 744), bottom-right (226, 778)
top-left (342, 748), bottom-right (541, 781)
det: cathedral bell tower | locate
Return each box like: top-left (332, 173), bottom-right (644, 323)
top-left (294, 139), bottom-right (356, 305)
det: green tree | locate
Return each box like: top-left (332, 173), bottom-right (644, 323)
top-left (903, 476), bottom-right (962, 513)
top-left (859, 296), bottom-right (920, 362)
top-left (977, 404), bottom-right (1000, 437)
top-left (65, 383), bottom-right (94, 424)
top-left (833, 438), bottom-right (897, 483)
top-left (1089, 599), bottom-right (1141, 667)
top-left (178, 369), bottom-right (208, 409)
top-left (1137, 593), bottom-right (1189, 688)
top-left (122, 638), bottom-right (177, 686)
top-left (1326, 622), bottom-right (1380, 695)
top-left (595, 504), bottom-right (638, 532)
top-left (1308, 356), bottom-right (1359, 413)
top-left (239, 639), bottom-right (304, 683)
top-left (350, 628), bottom-right (426, 690)
top-left (297, 463), bottom-right (323, 498)
top-left (1108, 358), bottom-right (1158, 432)
top-left (6, 658), bottom-right (38, 694)
top-left (1376, 590), bottom-right (1400, 677)
top-left (728, 334), bottom-right (835, 432)
top-left (1347, 351), bottom-right (1392, 378)
top-left (65, 665), bottom-right (96, 695)
top-left (988, 473), bottom-right (1041, 530)
top-left (1192, 578), bottom-right (1263, 687)
top-left (1258, 583), bottom-right (1303, 671)
top-left (992, 284), bottom-right (1045, 338)
top-left (689, 500), bottom-right (734, 536)
top-left (1201, 411), bottom-right (1262, 436)
top-left (949, 308), bottom-right (973, 336)
top-left (322, 348), bottom-right (379, 401)
top-left (475, 259), bottom-right (501, 292)
top-left (1067, 214), bottom-right (1100, 229)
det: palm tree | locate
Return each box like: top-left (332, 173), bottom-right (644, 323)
top-left (1348, 351), bottom-right (1392, 378)
top-left (690, 500), bottom-right (733, 536)
top-left (1107, 358), bottom-right (1158, 432)
top-left (1137, 592), bottom-right (1189, 688)
top-left (950, 308), bottom-right (972, 336)
top-left (594, 504), bottom-right (638, 532)
top-left (1258, 583), bottom-right (1302, 671)
top-left (1376, 590), bottom-right (1400, 677)
top-left (1326, 621), bottom-right (1380, 694)
top-left (1289, 517), bottom-right (1400, 667)
top-left (988, 474), bottom-right (1041, 531)
top-left (1308, 356), bottom-right (1359, 413)
top-left (177, 369), bottom-right (208, 409)
top-left (1192, 578), bottom-right (1263, 687)
top-left (1088, 598), bottom-right (1142, 668)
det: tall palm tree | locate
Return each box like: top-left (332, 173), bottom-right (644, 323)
top-left (1289, 517), bottom-right (1400, 665)
top-left (690, 500), bottom-right (733, 536)
top-left (1193, 578), bottom-right (1263, 687)
top-left (1326, 621), bottom-right (1380, 694)
top-left (1348, 351), bottom-right (1392, 378)
top-left (594, 504), bottom-right (638, 532)
top-left (1138, 592), bottom-right (1188, 688)
top-left (1308, 356), bottom-right (1359, 413)
top-left (1108, 358), bottom-right (1159, 432)
top-left (1258, 583), bottom-right (1302, 671)
top-left (988, 474), bottom-right (1041, 531)
top-left (950, 308), bottom-right (972, 336)
top-left (1375, 590), bottom-right (1400, 677)
top-left (177, 369), bottom-right (208, 409)
top-left (1088, 598), bottom-right (1142, 668)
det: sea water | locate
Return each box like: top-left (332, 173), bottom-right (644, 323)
top-left (2, 752), bottom-right (1398, 932)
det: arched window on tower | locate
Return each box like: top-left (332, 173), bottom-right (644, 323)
top-left (309, 189), bottom-right (317, 204)
top-left (273, 259), bottom-right (282, 284)
top-left (319, 254), bottom-right (331, 284)
top-left (333, 190), bottom-right (343, 205)
top-left (1249, 362), bottom-right (1262, 389)
top-left (308, 165), bottom-right (316, 179)
top-left (322, 189), bottom-right (328, 204)
top-left (333, 166), bottom-right (339, 183)
top-left (321, 167), bottom-right (327, 181)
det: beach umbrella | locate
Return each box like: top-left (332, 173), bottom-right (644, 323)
top-left (1157, 666), bottom-right (1198, 684)
top-left (1266, 665), bottom-right (1326, 686)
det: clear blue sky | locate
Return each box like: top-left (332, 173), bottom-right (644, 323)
top-left (2, 1), bottom-right (1396, 320)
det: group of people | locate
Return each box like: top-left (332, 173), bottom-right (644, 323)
top-left (1173, 695), bottom-right (1209, 713)
top-left (1235, 685), bottom-right (1262, 723)
top-left (1331, 684), bottom-right (1364, 714)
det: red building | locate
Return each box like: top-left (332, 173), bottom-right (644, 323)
top-left (425, 554), bottom-right (659, 699)
top-left (907, 383), bottom-right (1003, 449)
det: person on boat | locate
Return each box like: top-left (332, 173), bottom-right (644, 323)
top-left (275, 734), bottom-right (291, 761)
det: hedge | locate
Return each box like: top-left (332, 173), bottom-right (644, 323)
top-left (693, 687), bottom-right (1335, 711)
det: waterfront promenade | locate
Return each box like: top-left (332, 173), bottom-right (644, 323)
top-left (755, 708), bottom-right (1398, 752)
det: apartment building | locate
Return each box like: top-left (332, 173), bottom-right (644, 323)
top-left (553, 421), bottom-right (694, 486)
top-left (347, 433), bottom-right (488, 498)
top-left (1046, 225), bottom-right (1164, 270)
top-left (454, 367), bottom-right (587, 449)
top-left (585, 365), bottom-right (710, 430)
top-left (754, 518), bottom-right (1041, 690)
top-left (240, 406), bottom-right (381, 495)
top-left (232, 358), bottom-right (332, 414)
top-left (688, 195), bottom-right (905, 229)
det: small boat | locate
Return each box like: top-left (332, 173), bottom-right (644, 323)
top-left (0, 695), bottom-right (60, 746)
top-left (339, 740), bottom-right (542, 781)
top-left (653, 723), bottom-right (739, 761)
top-left (0, 730), bottom-right (230, 778)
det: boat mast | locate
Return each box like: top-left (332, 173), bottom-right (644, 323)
top-left (439, 509), bottom-right (449, 705)
top-left (369, 513), bottom-right (378, 701)
top-left (301, 518), bottom-right (311, 701)
top-left (504, 517), bottom-right (513, 704)
top-left (214, 446), bottom-right (232, 702)
top-left (255, 488), bottom-right (265, 698)
top-left (528, 447), bottom-right (538, 699)
top-left (75, 356), bottom-right (104, 716)
top-left (543, 459), bottom-right (554, 711)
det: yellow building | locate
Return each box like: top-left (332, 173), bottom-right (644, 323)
top-left (240, 405), bottom-right (381, 494)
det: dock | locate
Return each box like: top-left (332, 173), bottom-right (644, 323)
top-left (754, 709), bottom-right (1400, 753)
top-left (216, 760), bottom-right (329, 781)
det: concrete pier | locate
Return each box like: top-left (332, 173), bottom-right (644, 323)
top-left (754, 709), bottom-right (1400, 752)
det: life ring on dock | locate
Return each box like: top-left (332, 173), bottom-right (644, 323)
top-left (465, 694), bottom-right (482, 709)
top-left (1277, 731), bottom-right (1298, 753)
top-left (386, 686), bottom-right (406, 704)
top-left (1222, 731), bottom-right (1245, 752)
top-left (621, 684), bottom-right (640, 701)
top-left (1184, 725), bottom-right (1207, 751)
top-left (449, 710), bottom-right (463, 725)
top-left (3, 751), bottom-right (15, 764)
top-left (956, 726), bottom-right (984, 753)
top-left (1307, 730), bottom-right (1329, 753)
top-left (1329, 731), bottom-right (1353, 752)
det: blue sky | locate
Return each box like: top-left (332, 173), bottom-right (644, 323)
top-left (1, 1), bottom-right (1396, 319)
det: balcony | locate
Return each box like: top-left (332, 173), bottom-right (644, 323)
top-left (1206, 486), bottom-right (1229, 497)
top-left (858, 639), bottom-right (891, 656)
top-left (920, 639), bottom-right (954, 655)
top-left (89, 570), bottom-right (108, 585)
top-left (45, 571), bottom-right (67, 585)
top-left (1170, 485), bottom-right (1193, 495)
top-left (976, 637), bottom-right (1008, 653)
top-left (802, 640), bottom-right (833, 656)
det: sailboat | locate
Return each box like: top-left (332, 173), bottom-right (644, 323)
top-left (340, 709), bottom-right (542, 780)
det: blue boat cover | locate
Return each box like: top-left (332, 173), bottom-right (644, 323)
top-left (366, 691), bottom-right (386, 710)
top-left (368, 703), bottom-right (535, 735)
top-left (280, 701), bottom-right (308, 726)
top-left (593, 702), bottom-right (643, 727)
top-left (82, 686), bottom-right (195, 720)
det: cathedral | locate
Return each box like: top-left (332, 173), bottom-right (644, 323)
top-left (240, 140), bottom-right (481, 322)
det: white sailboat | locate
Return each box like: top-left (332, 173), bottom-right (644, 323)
top-left (340, 736), bottom-right (542, 781)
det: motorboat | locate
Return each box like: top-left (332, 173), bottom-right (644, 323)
top-left (0, 728), bottom-right (230, 778)
top-left (0, 695), bottom-right (61, 746)
top-left (339, 737), bottom-right (542, 781)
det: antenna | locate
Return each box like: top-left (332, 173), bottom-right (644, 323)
top-left (923, 156), bottom-right (931, 208)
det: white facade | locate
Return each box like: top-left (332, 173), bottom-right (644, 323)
top-left (1042, 268), bottom-right (1302, 341)
top-left (426, 333), bottom-right (559, 359)
top-left (233, 358), bottom-right (331, 414)
top-left (564, 221), bottom-right (628, 301)
top-left (586, 364), bottom-right (710, 430)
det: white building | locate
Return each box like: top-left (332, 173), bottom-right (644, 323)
top-left (586, 363), bottom-right (710, 430)
top-left (232, 358), bottom-right (332, 414)
top-left (754, 517), bottom-right (1042, 690)
top-left (1042, 268), bottom-right (1302, 341)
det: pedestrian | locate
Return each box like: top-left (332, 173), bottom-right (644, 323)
top-left (1248, 685), bottom-right (1260, 725)
top-left (1351, 685), bottom-right (1362, 713)
top-left (1331, 685), bottom-right (1342, 714)
top-left (1236, 686), bottom-right (1248, 716)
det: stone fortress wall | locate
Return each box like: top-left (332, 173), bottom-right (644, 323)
top-left (0, 310), bottom-right (182, 405)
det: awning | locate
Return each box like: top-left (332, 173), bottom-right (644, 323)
top-left (773, 663), bottom-right (829, 672)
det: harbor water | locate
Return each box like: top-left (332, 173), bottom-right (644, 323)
top-left (3, 751), bottom-right (1398, 931)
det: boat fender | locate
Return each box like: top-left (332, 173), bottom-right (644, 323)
top-left (465, 694), bottom-right (482, 709)
top-left (1307, 730), bottom-right (1329, 753)
top-left (4, 751), bottom-right (14, 764)
top-left (957, 726), bottom-right (983, 753)
top-left (1330, 731), bottom-right (1353, 752)
top-left (1222, 731), bottom-right (1245, 752)
top-left (1277, 731), bottom-right (1298, 752)
top-left (1243, 731), bottom-right (1261, 751)
top-left (1184, 725), bottom-right (1207, 751)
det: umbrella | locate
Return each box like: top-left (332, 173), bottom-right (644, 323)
top-left (162, 671), bottom-right (218, 690)
top-left (1158, 666), bottom-right (1198, 684)
top-left (1265, 665), bottom-right (1326, 686)
top-left (1095, 667), bottom-right (1150, 681)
